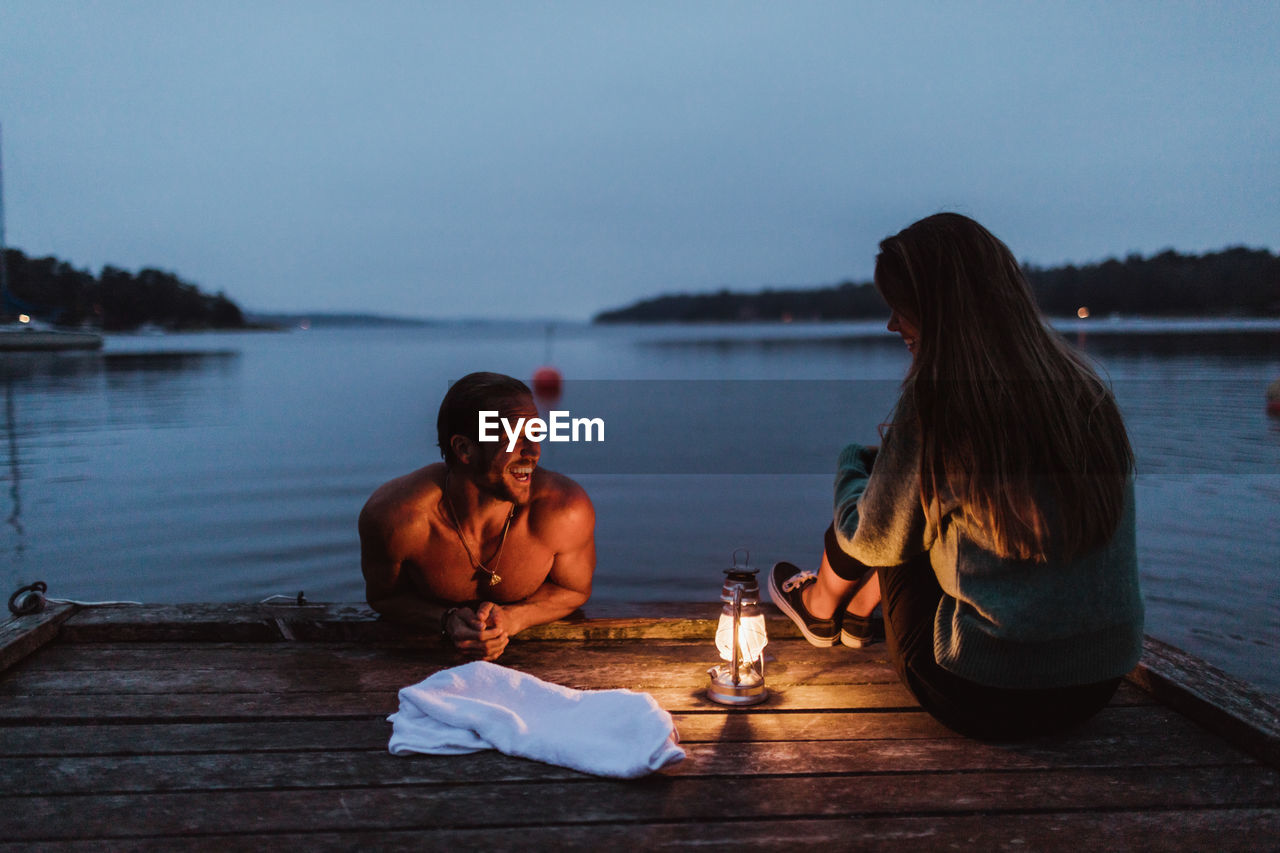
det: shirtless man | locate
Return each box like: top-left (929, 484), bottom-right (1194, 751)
top-left (359, 372), bottom-right (596, 661)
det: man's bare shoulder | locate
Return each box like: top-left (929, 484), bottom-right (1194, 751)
top-left (530, 468), bottom-right (593, 511)
top-left (359, 464), bottom-right (445, 540)
top-left (527, 469), bottom-right (595, 546)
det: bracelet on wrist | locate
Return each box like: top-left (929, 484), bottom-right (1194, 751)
top-left (440, 607), bottom-right (460, 641)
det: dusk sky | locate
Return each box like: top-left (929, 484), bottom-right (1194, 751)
top-left (1, 1), bottom-right (1276, 320)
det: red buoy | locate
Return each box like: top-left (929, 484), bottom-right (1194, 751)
top-left (532, 366), bottom-right (563, 404)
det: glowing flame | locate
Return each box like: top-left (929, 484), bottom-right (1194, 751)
top-left (1077, 306), bottom-right (1090, 319)
top-left (18, 314), bottom-right (31, 324)
top-left (715, 611), bottom-right (768, 664)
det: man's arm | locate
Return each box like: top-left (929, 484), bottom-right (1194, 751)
top-left (359, 501), bottom-right (514, 660)
top-left (359, 504), bottom-right (450, 625)
top-left (499, 537), bottom-right (594, 636)
top-left (495, 485), bottom-right (596, 637)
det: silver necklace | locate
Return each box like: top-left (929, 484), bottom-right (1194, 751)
top-left (443, 474), bottom-right (514, 587)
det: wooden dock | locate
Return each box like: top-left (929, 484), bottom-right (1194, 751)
top-left (2, 602), bottom-right (1279, 850)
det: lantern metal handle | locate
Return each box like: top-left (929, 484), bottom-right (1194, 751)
top-left (732, 547), bottom-right (749, 570)
top-left (730, 585), bottom-right (742, 686)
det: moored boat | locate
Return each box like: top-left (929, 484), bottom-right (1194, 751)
top-left (0, 323), bottom-right (103, 351)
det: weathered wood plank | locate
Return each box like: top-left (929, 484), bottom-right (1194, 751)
top-left (1128, 635), bottom-right (1280, 769)
top-left (0, 681), bottom-right (1154, 722)
top-left (0, 705), bottom-right (1203, 757)
top-left (1, 718), bottom-right (1260, 797)
top-left (56, 602), bottom-right (806, 643)
top-left (17, 641), bottom-right (421, 669)
top-left (0, 719), bottom-right (392, 755)
top-left (672, 703), bottom-right (1183, 744)
top-left (21, 637), bottom-right (876, 670)
top-left (0, 691), bottom-right (398, 721)
top-left (0, 679), bottom-right (936, 721)
top-left (10, 811), bottom-right (1279, 853)
top-left (57, 603), bottom-right (380, 643)
top-left (0, 711), bottom-right (950, 756)
top-left (8, 810), bottom-right (1272, 853)
top-left (0, 711), bottom-right (951, 757)
top-left (0, 604), bottom-right (75, 673)
top-left (0, 639), bottom-right (1154, 705)
top-left (1, 770), bottom-right (1278, 842)
top-left (0, 657), bottom-right (903, 694)
top-left (0, 637), bottom-right (900, 683)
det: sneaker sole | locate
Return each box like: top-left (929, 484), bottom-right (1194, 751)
top-left (840, 629), bottom-right (878, 648)
top-left (767, 571), bottom-right (838, 648)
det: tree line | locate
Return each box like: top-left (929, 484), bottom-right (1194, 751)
top-left (594, 246), bottom-right (1280, 323)
top-left (2, 248), bottom-right (245, 331)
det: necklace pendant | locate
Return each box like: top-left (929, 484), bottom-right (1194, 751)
top-left (488, 572), bottom-right (502, 586)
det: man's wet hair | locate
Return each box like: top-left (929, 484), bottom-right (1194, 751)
top-left (437, 372), bottom-right (534, 467)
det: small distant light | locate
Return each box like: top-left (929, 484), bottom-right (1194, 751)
top-left (299, 319), bottom-right (311, 331)
top-left (1077, 307), bottom-right (1090, 319)
top-left (17, 314), bottom-right (31, 324)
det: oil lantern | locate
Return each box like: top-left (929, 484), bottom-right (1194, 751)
top-left (706, 549), bottom-right (768, 706)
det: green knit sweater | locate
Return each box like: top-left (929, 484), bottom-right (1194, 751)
top-left (832, 407), bottom-right (1144, 690)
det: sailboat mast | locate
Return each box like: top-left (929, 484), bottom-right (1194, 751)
top-left (0, 122), bottom-right (9, 313)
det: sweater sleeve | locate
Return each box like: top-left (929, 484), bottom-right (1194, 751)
top-left (832, 406), bottom-right (930, 567)
top-left (832, 443), bottom-right (877, 536)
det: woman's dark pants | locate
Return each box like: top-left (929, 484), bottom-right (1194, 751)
top-left (824, 525), bottom-right (1120, 740)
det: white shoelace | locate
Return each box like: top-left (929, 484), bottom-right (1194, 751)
top-left (780, 570), bottom-right (817, 593)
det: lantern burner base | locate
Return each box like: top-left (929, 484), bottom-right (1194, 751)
top-left (706, 666), bottom-right (769, 706)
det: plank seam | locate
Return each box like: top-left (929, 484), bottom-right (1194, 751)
top-left (3, 763), bottom-right (1268, 799)
top-left (7, 804), bottom-right (1280, 843)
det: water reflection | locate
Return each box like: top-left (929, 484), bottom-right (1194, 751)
top-left (1077, 330), bottom-right (1280, 362)
top-left (0, 348), bottom-right (242, 569)
top-left (640, 335), bottom-right (899, 355)
top-left (102, 350), bottom-right (240, 373)
top-left (4, 375), bottom-right (24, 558)
top-left (0, 350), bottom-right (240, 383)
top-left (100, 352), bottom-right (242, 428)
top-left (639, 325), bottom-right (1279, 363)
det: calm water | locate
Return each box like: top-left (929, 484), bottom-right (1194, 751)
top-left (3, 320), bottom-right (1278, 696)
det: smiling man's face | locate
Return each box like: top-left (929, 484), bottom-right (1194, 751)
top-left (469, 394), bottom-right (542, 504)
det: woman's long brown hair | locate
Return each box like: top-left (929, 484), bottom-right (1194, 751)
top-left (876, 213), bottom-right (1134, 562)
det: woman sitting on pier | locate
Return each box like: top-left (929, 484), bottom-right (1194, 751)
top-left (770, 213), bottom-right (1144, 739)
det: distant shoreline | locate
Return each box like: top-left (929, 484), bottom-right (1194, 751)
top-left (593, 247), bottom-right (1280, 324)
top-left (86, 314), bottom-right (1280, 338)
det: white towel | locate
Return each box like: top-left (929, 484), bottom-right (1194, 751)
top-left (387, 661), bottom-right (686, 779)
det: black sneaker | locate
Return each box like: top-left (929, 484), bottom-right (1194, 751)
top-left (768, 561), bottom-right (839, 647)
top-left (840, 605), bottom-right (885, 648)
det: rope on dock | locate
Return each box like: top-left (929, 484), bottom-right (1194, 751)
top-left (260, 592), bottom-right (311, 606)
top-left (7, 581), bottom-right (141, 616)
